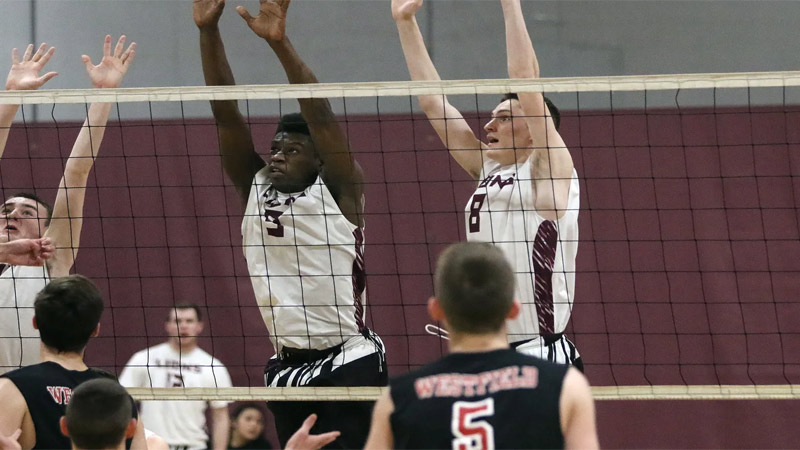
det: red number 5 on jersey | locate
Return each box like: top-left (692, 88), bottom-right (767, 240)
top-left (451, 398), bottom-right (495, 450)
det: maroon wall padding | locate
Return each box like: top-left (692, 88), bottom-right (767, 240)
top-left (2, 105), bottom-right (798, 448)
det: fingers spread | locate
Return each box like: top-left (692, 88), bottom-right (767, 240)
top-left (314, 431), bottom-right (340, 448)
top-left (114, 35), bottom-right (127, 58)
top-left (39, 46), bottom-right (55, 66)
top-left (22, 44), bottom-right (33, 62)
top-left (38, 72), bottom-right (58, 84)
top-left (235, 5), bottom-right (255, 24)
top-left (81, 55), bottom-right (94, 71)
top-left (300, 413), bottom-right (319, 432)
top-left (11, 48), bottom-right (19, 65)
top-left (103, 35), bottom-right (112, 57)
top-left (32, 43), bottom-right (47, 62)
top-left (122, 43), bottom-right (137, 67)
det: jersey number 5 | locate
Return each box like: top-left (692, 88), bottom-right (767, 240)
top-left (451, 398), bottom-right (495, 450)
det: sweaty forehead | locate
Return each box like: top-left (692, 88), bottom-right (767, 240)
top-left (3, 197), bottom-right (43, 212)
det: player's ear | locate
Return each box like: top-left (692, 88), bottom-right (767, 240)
top-left (125, 419), bottom-right (137, 438)
top-left (507, 300), bottom-right (521, 320)
top-left (427, 297), bottom-right (445, 322)
top-left (59, 416), bottom-right (70, 437)
top-left (32, 316), bottom-right (38, 330)
top-left (91, 323), bottom-right (101, 338)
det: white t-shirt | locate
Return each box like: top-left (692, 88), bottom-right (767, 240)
top-left (466, 157), bottom-right (580, 342)
top-left (0, 264), bottom-right (49, 374)
top-left (241, 168), bottom-right (366, 351)
top-left (119, 342), bottom-right (232, 449)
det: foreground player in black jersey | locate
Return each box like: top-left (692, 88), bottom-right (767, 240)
top-left (0, 275), bottom-right (146, 450)
top-left (364, 242), bottom-right (598, 450)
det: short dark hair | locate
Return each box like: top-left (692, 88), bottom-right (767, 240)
top-left (9, 192), bottom-right (53, 226)
top-left (275, 113), bottom-right (311, 137)
top-left (501, 93), bottom-right (561, 131)
top-left (35, 275), bottom-right (104, 353)
top-left (231, 402), bottom-right (264, 421)
top-left (65, 379), bottom-right (132, 449)
top-left (166, 303), bottom-right (202, 322)
top-left (434, 242), bottom-right (515, 334)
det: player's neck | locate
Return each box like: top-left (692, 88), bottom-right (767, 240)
top-left (40, 345), bottom-right (88, 371)
top-left (168, 339), bottom-right (197, 354)
top-left (447, 332), bottom-right (509, 354)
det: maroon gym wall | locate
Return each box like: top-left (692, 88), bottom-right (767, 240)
top-left (2, 106), bottom-right (798, 448)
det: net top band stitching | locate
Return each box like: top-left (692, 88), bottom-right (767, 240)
top-left (2, 71), bottom-right (800, 105)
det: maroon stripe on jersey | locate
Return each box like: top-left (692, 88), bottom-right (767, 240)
top-left (532, 220), bottom-right (558, 335)
top-left (352, 228), bottom-right (366, 332)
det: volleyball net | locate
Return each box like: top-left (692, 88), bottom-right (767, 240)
top-left (2, 72), bottom-right (800, 401)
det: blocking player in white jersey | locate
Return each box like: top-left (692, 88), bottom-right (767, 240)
top-left (119, 304), bottom-right (233, 450)
top-left (393, 0), bottom-right (582, 369)
top-left (194, 0), bottom-right (387, 447)
top-left (0, 36), bottom-right (136, 374)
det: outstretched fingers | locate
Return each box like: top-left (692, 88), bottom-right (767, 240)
top-left (81, 54), bottom-right (94, 73)
top-left (103, 34), bottom-right (112, 57)
top-left (39, 46), bottom-right (55, 66)
top-left (37, 71), bottom-right (59, 85)
top-left (235, 5), bottom-right (255, 25)
top-left (114, 35), bottom-right (127, 58)
top-left (11, 48), bottom-right (19, 65)
top-left (121, 42), bottom-right (137, 68)
top-left (31, 43), bottom-right (47, 62)
top-left (22, 44), bottom-right (33, 62)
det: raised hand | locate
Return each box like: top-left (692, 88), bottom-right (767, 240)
top-left (284, 414), bottom-right (340, 450)
top-left (0, 237), bottom-right (54, 266)
top-left (193, 0), bottom-right (225, 29)
top-left (5, 43), bottom-right (58, 90)
top-left (82, 35), bottom-right (136, 89)
top-left (236, 0), bottom-right (291, 42)
top-left (391, 0), bottom-right (423, 21)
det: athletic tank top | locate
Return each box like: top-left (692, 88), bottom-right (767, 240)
top-left (2, 361), bottom-right (118, 449)
top-left (242, 167), bottom-right (365, 351)
top-left (0, 264), bottom-right (50, 373)
top-left (390, 349), bottom-right (568, 449)
top-left (465, 158), bottom-right (580, 342)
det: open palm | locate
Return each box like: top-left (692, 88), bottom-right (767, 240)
top-left (82, 35), bottom-right (136, 89)
top-left (237, 0), bottom-right (290, 41)
top-left (5, 43), bottom-right (57, 91)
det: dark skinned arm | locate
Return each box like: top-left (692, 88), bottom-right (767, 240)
top-left (195, 0), bottom-right (265, 206)
top-left (237, 0), bottom-right (364, 226)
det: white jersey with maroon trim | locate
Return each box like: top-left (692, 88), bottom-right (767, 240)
top-left (465, 157), bottom-right (580, 342)
top-left (242, 166), bottom-right (366, 351)
top-left (0, 264), bottom-right (49, 374)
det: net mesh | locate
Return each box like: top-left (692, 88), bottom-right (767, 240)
top-left (2, 72), bottom-right (800, 400)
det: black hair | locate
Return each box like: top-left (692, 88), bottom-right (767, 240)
top-left (275, 113), bottom-right (311, 137)
top-left (501, 93), bottom-right (561, 131)
top-left (35, 275), bottom-right (104, 353)
top-left (231, 402), bottom-right (264, 421)
top-left (8, 192), bottom-right (53, 225)
top-left (65, 379), bottom-right (133, 449)
top-left (166, 303), bottom-right (203, 322)
top-left (434, 242), bottom-right (515, 334)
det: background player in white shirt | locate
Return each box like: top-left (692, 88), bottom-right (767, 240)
top-left (119, 304), bottom-right (232, 450)
top-left (195, 0), bottom-right (387, 448)
top-left (0, 36), bottom-right (136, 374)
top-left (393, 0), bottom-right (582, 369)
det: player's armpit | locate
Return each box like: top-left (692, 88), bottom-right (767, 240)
top-left (560, 368), bottom-right (599, 450)
top-left (364, 389), bottom-right (395, 450)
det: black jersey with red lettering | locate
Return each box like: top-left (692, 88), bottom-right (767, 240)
top-left (389, 349), bottom-right (568, 450)
top-left (2, 361), bottom-right (120, 449)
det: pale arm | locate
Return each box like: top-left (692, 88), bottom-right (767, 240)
top-left (0, 380), bottom-right (27, 450)
top-left (44, 36), bottom-right (136, 278)
top-left (211, 406), bottom-right (229, 450)
top-left (559, 368), bottom-right (599, 450)
top-left (392, 0), bottom-right (484, 179)
top-left (364, 390), bottom-right (395, 450)
top-left (0, 238), bottom-right (54, 266)
top-left (0, 44), bottom-right (58, 160)
top-left (501, 0), bottom-right (573, 219)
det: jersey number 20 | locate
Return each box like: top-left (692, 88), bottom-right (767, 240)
top-left (451, 398), bottom-right (495, 450)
